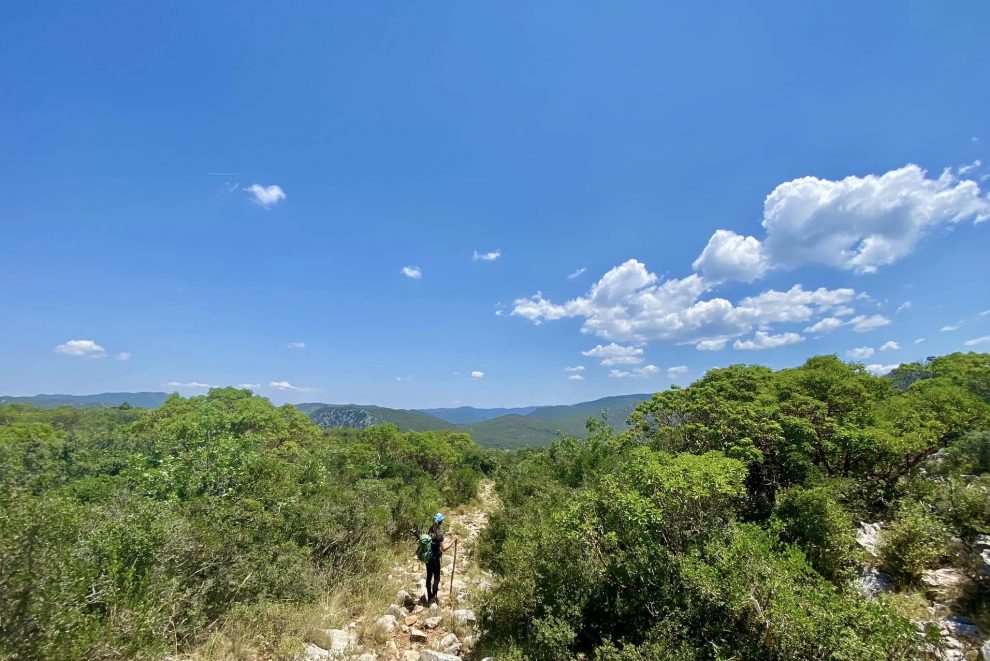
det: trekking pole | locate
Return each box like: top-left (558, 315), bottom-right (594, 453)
top-left (449, 538), bottom-right (458, 603)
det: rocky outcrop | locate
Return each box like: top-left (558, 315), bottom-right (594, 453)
top-left (856, 521), bottom-right (883, 556)
top-left (921, 567), bottom-right (975, 601)
top-left (372, 615), bottom-right (397, 641)
top-left (307, 629), bottom-right (359, 658)
top-left (418, 651), bottom-right (460, 661)
top-left (853, 566), bottom-right (894, 599)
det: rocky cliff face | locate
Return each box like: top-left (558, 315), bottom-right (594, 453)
top-left (309, 406), bottom-right (381, 430)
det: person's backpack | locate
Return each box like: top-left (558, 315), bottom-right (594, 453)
top-left (416, 533), bottom-right (433, 564)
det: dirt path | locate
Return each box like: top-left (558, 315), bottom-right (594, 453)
top-left (379, 481), bottom-right (496, 660)
top-left (303, 482), bottom-right (497, 661)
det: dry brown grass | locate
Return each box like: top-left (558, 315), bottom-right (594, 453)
top-left (187, 555), bottom-right (398, 660)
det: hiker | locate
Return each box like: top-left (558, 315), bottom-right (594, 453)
top-left (426, 513), bottom-right (456, 604)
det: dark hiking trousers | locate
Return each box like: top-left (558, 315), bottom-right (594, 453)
top-left (426, 557), bottom-right (441, 602)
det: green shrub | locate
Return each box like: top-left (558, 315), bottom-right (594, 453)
top-left (879, 501), bottom-right (950, 582)
top-left (773, 486), bottom-right (855, 581)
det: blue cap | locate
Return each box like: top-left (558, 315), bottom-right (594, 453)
top-left (434, 513), bottom-right (445, 523)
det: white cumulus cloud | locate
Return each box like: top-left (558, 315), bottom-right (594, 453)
top-left (609, 365), bottom-right (659, 379)
top-left (245, 183), bottom-right (286, 207)
top-left (472, 249), bottom-right (501, 262)
top-left (846, 346), bottom-right (875, 360)
top-left (512, 259), bottom-right (855, 346)
top-left (567, 374), bottom-right (586, 381)
top-left (666, 365), bottom-right (689, 379)
top-left (733, 331), bottom-right (804, 351)
top-left (963, 335), bottom-right (990, 347)
top-left (581, 343), bottom-right (644, 366)
top-left (401, 266), bottom-right (422, 279)
top-left (510, 164), bottom-right (989, 351)
top-left (470, 371), bottom-right (485, 379)
top-left (55, 339), bottom-right (107, 358)
top-left (879, 341), bottom-right (900, 351)
top-left (759, 164), bottom-right (989, 275)
top-left (692, 229), bottom-right (767, 282)
top-left (866, 364), bottom-right (899, 376)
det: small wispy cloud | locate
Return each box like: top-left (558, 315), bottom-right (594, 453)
top-left (55, 339), bottom-right (106, 358)
top-left (963, 335), bottom-right (990, 347)
top-left (287, 342), bottom-right (306, 350)
top-left (114, 351), bottom-right (132, 361)
top-left (879, 341), bottom-right (900, 352)
top-left (470, 371), bottom-right (485, 379)
top-left (896, 301), bottom-right (912, 313)
top-left (696, 338), bottom-right (728, 351)
top-left (245, 183), bottom-right (286, 207)
top-left (401, 265), bottom-right (422, 279)
top-left (849, 315), bottom-right (891, 333)
top-left (979, 309), bottom-right (990, 317)
top-left (269, 380), bottom-right (314, 392)
top-left (567, 374), bottom-right (586, 381)
top-left (666, 365), bottom-right (689, 379)
top-left (472, 249), bottom-right (501, 262)
top-left (567, 267), bottom-right (587, 279)
top-left (846, 346), bottom-right (875, 360)
top-left (804, 317), bottom-right (844, 335)
top-left (915, 337), bottom-right (926, 344)
top-left (238, 383), bottom-right (261, 389)
top-left (564, 365), bottom-right (585, 372)
top-left (165, 381), bottom-right (215, 389)
top-left (940, 323), bottom-right (962, 332)
top-left (959, 160), bottom-right (982, 176)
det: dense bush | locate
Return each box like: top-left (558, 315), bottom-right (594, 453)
top-left (773, 485), bottom-right (855, 581)
top-left (0, 389), bottom-right (488, 659)
top-left (879, 501), bottom-right (950, 583)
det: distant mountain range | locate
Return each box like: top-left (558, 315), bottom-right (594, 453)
top-left (0, 392), bottom-right (171, 409)
top-left (415, 405), bottom-right (538, 424)
top-left (299, 394), bottom-right (651, 448)
top-left (2, 390), bottom-right (652, 448)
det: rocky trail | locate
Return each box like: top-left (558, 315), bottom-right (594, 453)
top-left (303, 482), bottom-right (497, 661)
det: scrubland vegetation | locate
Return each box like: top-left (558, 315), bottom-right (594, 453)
top-left (0, 389), bottom-right (491, 659)
top-left (477, 353), bottom-right (990, 659)
top-left (2, 353), bottom-right (988, 659)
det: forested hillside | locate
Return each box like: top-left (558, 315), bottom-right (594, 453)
top-left (301, 394), bottom-right (652, 448)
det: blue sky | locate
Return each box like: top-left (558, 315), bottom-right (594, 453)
top-left (2, 2), bottom-right (989, 408)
